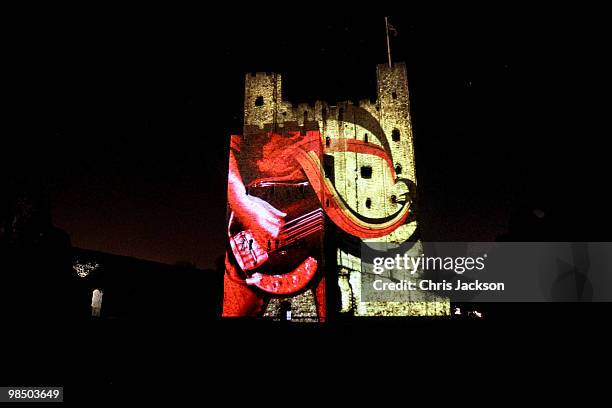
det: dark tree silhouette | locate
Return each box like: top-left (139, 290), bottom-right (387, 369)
top-left (0, 184), bottom-right (89, 321)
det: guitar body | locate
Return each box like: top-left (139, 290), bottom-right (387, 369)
top-left (228, 181), bottom-right (324, 295)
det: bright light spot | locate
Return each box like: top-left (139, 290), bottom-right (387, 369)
top-left (73, 260), bottom-right (100, 278)
top-left (91, 289), bottom-right (103, 317)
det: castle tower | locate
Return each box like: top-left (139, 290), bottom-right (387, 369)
top-left (243, 72), bottom-right (282, 132)
top-left (377, 63), bottom-right (416, 184)
top-left (237, 63), bottom-right (449, 318)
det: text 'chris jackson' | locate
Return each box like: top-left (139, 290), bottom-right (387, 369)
top-left (372, 279), bottom-right (505, 292)
top-left (370, 254), bottom-right (505, 292)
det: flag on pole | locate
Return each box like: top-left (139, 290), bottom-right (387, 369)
top-left (385, 17), bottom-right (397, 67)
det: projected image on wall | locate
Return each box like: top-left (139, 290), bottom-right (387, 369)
top-left (222, 65), bottom-right (449, 320)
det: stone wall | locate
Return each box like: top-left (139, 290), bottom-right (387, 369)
top-left (242, 63), bottom-right (449, 317)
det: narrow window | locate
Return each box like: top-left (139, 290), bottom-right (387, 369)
top-left (324, 154), bottom-right (335, 181)
top-left (365, 198), bottom-right (372, 209)
top-left (91, 289), bottom-right (103, 317)
top-left (392, 128), bottom-right (400, 142)
top-left (280, 301), bottom-right (292, 321)
top-left (360, 166), bottom-right (372, 179)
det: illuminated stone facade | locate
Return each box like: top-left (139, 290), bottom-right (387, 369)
top-left (243, 64), bottom-right (449, 317)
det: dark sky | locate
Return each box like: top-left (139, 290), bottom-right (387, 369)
top-left (4, 6), bottom-right (608, 268)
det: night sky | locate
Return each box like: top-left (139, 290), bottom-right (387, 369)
top-left (4, 7), bottom-right (608, 269)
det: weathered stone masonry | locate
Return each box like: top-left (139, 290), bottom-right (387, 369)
top-left (242, 63), bottom-right (449, 317)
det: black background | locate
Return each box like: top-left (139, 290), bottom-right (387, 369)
top-left (2, 5), bottom-right (610, 398)
top-left (4, 5), bottom-right (609, 269)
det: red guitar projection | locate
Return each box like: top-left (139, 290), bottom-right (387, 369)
top-left (224, 131), bottom-right (411, 313)
top-left (228, 180), bottom-right (324, 295)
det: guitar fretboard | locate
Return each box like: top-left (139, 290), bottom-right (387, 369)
top-left (275, 208), bottom-right (325, 249)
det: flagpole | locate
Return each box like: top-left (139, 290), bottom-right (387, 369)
top-left (385, 16), bottom-right (392, 68)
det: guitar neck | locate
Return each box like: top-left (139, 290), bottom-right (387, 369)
top-left (272, 208), bottom-right (325, 249)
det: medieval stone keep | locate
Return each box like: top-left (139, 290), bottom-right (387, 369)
top-left (230, 63), bottom-right (449, 318)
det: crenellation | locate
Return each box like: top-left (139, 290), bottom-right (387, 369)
top-left (249, 72), bottom-right (277, 78)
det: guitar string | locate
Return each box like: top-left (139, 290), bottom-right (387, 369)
top-left (275, 219), bottom-right (325, 246)
top-left (280, 211), bottom-right (324, 235)
top-left (279, 212), bottom-right (324, 238)
top-left (280, 208), bottom-right (323, 227)
top-left (265, 212), bottom-right (325, 250)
